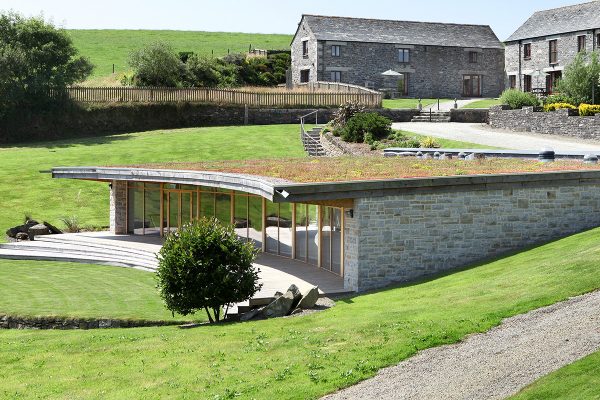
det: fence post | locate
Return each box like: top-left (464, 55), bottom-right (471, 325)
top-left (244, 104), bottom-right (249, 125)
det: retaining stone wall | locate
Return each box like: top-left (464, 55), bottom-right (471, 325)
top-left (450, 108), bottom-right (489, 123)
top-left (489, 106), bottom-right (600, 140)
top-left (344, 179), bottom-right (600, 291)
top-left (0, 314), bottom-right (182, 330)
top-left (0, 103), bottom-right (418, 144)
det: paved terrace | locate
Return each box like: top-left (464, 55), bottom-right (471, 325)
top-left (0, 232), bottom-right (346, 299)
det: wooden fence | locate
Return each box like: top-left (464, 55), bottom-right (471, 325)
top-left (55, 85), bottom-right (383, 108)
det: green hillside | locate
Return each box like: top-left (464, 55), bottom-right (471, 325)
top-left (67, 29), bottom-right (293, 79)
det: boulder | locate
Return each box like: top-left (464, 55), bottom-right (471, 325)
top-left (15, 232), bottom-right (29, 241)
top-left (262, 284), bottom-right (302, 318)
top-left (5, 220), bottom-right (39, 238)
top-left (296, 286), bottom-right (320, 310)
top-left (43, 221), bottom-right (63, 235)
top-left (28, 224), bottom-right (50, 240)
top-left (240, 307), bottom-right (263, 322)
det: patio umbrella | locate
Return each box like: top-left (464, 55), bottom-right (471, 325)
top-left (381, 69), bottom-right (402, 76)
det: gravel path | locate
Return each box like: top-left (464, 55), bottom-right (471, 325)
top-left (322, 290), bottom-right (600, 400)
top-left (393, 122), bottom-right (600, 151)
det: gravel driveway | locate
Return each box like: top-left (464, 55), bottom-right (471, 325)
top-left (394, 122), bottom-right (600, 151)
top-left (322, 290), bottom-right (600, 400)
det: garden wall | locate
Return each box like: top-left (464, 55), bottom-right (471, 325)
top-left (0, 103), bottom-right (419, 144)
top-left (450, 108), bottom-right (489, 123)
top-left (343, 172), bottom-right (600, 291)
top-left (489, 105), bottom-right (600, 140)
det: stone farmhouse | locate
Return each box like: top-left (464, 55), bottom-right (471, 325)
top-left (290, 14), bottom-right (505, 98)
top-left (505, 1), bottom-right (600, 94)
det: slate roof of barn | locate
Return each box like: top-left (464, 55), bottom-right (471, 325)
top-left (296, 14), bottom-right (503, 49)
top-left (506, 1), bottom-right (600, 42)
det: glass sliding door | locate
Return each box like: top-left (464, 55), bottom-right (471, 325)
top-left (248, 196), bottom-right (263, 249)
top-left (265, 202), bottom-right (279, 254)
top-left (320, 206), bottom-right (343, 276)
top-left (127, 184), bottom-right (144, 235)
top-left (279, 203), bottom-right (293, 258)
top-left (144, 184), bottom-right (161, 236)
top-left (463, 75), bottom-right (481, 97)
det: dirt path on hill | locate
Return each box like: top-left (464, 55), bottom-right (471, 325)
top-left (322, 290), bottom-right (600, 400)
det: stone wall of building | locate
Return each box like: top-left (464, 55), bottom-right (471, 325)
top-left (489, 106), bottom-right (600, 140)
top-left (344, 174), bottom-right (600, 291)
top-left (505, 30), bottom-right (599, 91)
top-left (290, 21), bottom-right (318, 84)
top-left (293, 39), bottom-right (505, 98)
top-left (110, 180), bottom-right (127, 234)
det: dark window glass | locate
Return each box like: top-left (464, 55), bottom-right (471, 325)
top-left (524, 75), bottom-right (532, 92)
top-left (330, 71), bottom-right (342, 82)
top-left (398, 73), bottom-right (408, 95)
top-left (509, 75), bottom-right (516, 89)
top-left (578, 35), bottom-right (586, 52)
top-left (469, 51), bottom-right (478, 63)
top-left (462, 75), bottom-right (481, 97)
top-left (524, 43), bottom-right (531, 60)
top-left (549, 40), bottom-right (558, 64)
top-left (300, 69), bottom-right (310, 83)
top-left (398, 48), bottom-right (410, 63)
top-left (331, 45), bottom-right (341, 57)
top-left (302, 40), bottom-right (308, 57)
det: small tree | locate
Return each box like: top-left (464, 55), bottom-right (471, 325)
top-left (128, 41), bottom-right (185, 87)
top-left (156, 218), bottom-right (261, 323)
top-left (499, 89), bottom-right (539, 109)
top-left (555, 51), bottom-right (600, 105)
top-left (0, 12), bottom-right (93, 116)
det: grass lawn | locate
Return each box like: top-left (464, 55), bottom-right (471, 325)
top-left (0, 260), bottom-right (194, 322)
top-left (383, 98), bottom-right (451, 109)
top-left (67, 30), bottom-right (292, 79)
top-left (511, 350), bottom-right (600, 400)
top-left (462, 99), bottom-right (503, 109)
top-left (0, 125), bottom-right (305, 238)
top-left (2, 227), bottom-right (600, 398)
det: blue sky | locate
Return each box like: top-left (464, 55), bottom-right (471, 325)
top-left (1, 0), bottom-right (587, 40)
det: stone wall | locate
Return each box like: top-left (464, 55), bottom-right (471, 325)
top-left (489, 105), bottom-right (600, 140)
top-left (0, 314), bottom-right (182, 330)
top-left (110, 180), bottom-right (127, 234)
top-left (450, 108), bottom-right (489, 123)
top-left (291, 20), bottom-right (318, 84)
top-left (0, 103), bottom-right (423, 144)
top-left (293, 38), bottom-right (505, 98)
top-left (505, 30), bottom-right (599, 91)
top-left (344, 175), bottom-right (600, 291)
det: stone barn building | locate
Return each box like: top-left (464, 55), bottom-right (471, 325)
top-left (290, 14), bottom-right (505, 99)
top-left (505, 1), bottom-right (600, 94)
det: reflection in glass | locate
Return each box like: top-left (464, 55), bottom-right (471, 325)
top-left (234, 194), bottom-right (249, 241)
top-left (279, 203), bottom-right (293, 258)
top-left (266, 201), bottom-right (279, 254)
top-left (248, 196), bottom-right (263, 249)
top-left (144, 187), bottom-right (161, 235)
top-left (307, 205), bottom-right (319, 265)
top-left (215, 192), bottom-right (231, 225)
top-left (127, 185), bottom-right (144, 234)
top-left (200, 191), bottom-right (215, 219)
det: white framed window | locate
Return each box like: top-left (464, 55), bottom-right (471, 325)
top-left (330, 71), bottom-right (342, 82)
top-left (398, 48), bottom-right (410, 63)
top-left (331, 45), bottom-right (341, 57)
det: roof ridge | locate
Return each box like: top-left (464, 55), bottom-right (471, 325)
top-left (530, 0), bottom-right (599, 15)
top-left (302, 14), bottom-right (493, 29)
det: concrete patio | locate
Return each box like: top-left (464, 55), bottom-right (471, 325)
top-left (0, 232), bottom-right (347, 299)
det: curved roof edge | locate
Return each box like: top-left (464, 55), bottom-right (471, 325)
top-left (51, 167), bottom-right (278, 201)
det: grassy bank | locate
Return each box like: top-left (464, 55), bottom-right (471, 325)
top-left (0, 260), bottom-right (193, 322)
top-left (0, 125), bottom-right (305, 236)
top-left (67, 30), bottom-right (292, 79)
top-left (511, 350), bottom-right (600, 400)
top-left (2, 227), bottom-right (600, 398)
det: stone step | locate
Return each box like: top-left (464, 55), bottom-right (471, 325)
top-left (0, 240), bottom-right (157, 263)
top-left (0, 248), bottom-right (156, 272)
top-left (37, 235), bottom-right (157, 258)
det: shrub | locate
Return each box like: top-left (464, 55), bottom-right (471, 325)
top-left (499, 89), bottom-right (539, 109)
top-left (156, 218), bottom-right (261, 323)
top-left (332, 101), bottom-right (365, 128)
top-left (543, 93), bottom-right (575, 105)
top-left (555, 51), bottom-right (600, 105)
top-left (60, 216), bottom-right (81, 233)
top-left (128, 41), bottom-right (186, 87)
top-left (341, 112), bottom-right (392, 143)
top-left (420, 137), bottom-right (440, 148)
top-left (579, 104), bottom-right (600, 116)
top-left (544, 103), bottom-right (577, 112)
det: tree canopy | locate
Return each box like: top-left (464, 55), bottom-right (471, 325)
top-left (0, 12), bottom-right (93, 115)
top-left (555, 51), bottom-right (600, 105)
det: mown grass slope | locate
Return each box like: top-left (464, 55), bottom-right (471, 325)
top-left (67, 29), bottom-right (292, 78)
top-left (2, 227), bottom-right (600, 398)
top-left (0, 125), bottom-right (305, 237)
